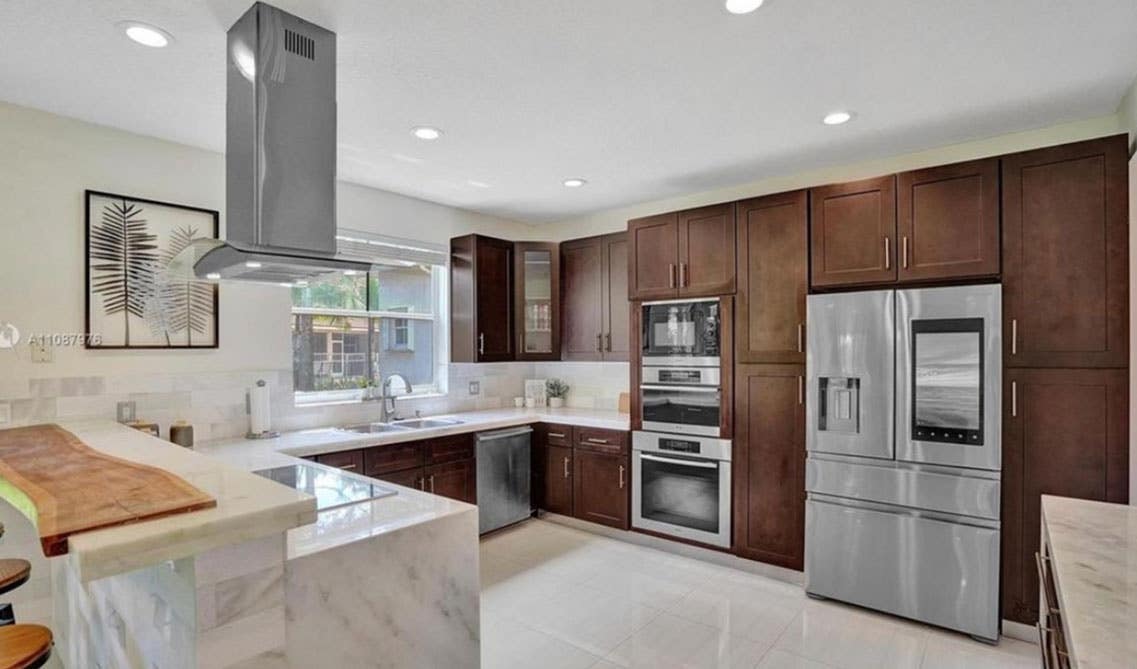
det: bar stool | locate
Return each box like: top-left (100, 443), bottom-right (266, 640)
top-left (0, 624), bottom-right (52, 669)
top-left (0, 560), bottom-right (31, 597)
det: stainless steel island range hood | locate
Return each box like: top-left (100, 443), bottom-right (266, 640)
top-left (171, 2), bottom-right (368, 284)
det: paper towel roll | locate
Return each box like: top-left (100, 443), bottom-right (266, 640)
top-left (248, 380), bottom-right (271, 436)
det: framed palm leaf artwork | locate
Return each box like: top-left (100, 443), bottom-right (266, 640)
top-left (85, 190), bottom-right (219, 349)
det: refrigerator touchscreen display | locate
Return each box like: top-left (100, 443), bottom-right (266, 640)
top-left (912, 319), bottom-right (984, 445)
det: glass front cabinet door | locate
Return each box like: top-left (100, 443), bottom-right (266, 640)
top-left (514, 242), bottom-right (561, 360)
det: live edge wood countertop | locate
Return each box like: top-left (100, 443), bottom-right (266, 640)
top-left (0, 421), bottom-right (316, 583)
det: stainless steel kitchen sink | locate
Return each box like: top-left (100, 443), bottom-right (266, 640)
top-left (391, 418), bottom-right (465, 429)
top-left (337, 423), bottom-right (412, 434)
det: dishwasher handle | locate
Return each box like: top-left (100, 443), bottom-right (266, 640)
top-left (476, 426), bottom-right (534, 442)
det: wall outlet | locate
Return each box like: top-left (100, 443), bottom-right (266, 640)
top-left (468, 381), bottom-right (480, 395)
top-left (0, 402), bottom-right (10, 426)
top-left (30, 339), bottom-right (52, 363)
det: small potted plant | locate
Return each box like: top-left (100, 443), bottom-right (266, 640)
top-left (546, 378), bottom-right (569, 408)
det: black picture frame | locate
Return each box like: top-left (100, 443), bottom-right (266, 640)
top-left (84, 189), bottom-right (220, 349)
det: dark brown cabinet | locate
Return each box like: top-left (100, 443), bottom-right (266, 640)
top-left (315, 449), bottom-right (363, 473)
top-left (628, 212), bottom-right (680, 300)
top-left (1002, 135), bottom-right (1129, 368)
top-left (735, 191), bottom-right (807, 364)
top-left (316, 435), bottom-right (476, 504)
top-left (1001, 367), bottom-right (1129, 623)
top-left (573, 450), bottom-right (629, 529)
top-left (733, 364), bottom-right (805, 570)
top-left (544, 444), bottom-right (574, 516)
top-left (561, 233), bottom-right (629, 361)
top-left (897, 158), bottom-right (1000, 282)
top-left (810, 175), bottom-right (898, 288)
top-left (514, 242), bottom-right (560, 361)
top-left (678, 203), bottom-right (737, 296)
top-left (450, 234), bottom-right (514, 362)
top-left (425, 459), bottom-right (477, 503)
top-left (532, 424), bottom-right (630, 529)
top-left (628, 204), bottom-right (736, 299)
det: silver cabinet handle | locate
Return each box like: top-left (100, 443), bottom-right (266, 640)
top-left (586, 437), bottom-right (610, 445)
top-left (668, 264), bottom-right (676, 289)
top-left (429, 474), bottom-right (435, 493)
top-left (902, 236), bottom-right (909, 269)
top-left (798, 376), bottom-right (804, 405)
top-left (417, 477), bottom-right (425, 490)
top-left (340, 463), bottom-right (357, 470)
top-left (478, 332), bottom-right (485, 355)
top-left (680, 263), bottom-right (688, 288)
top-left (597, 333), bottom-right (603, 352)
top-left (618, 465), bottom-right (626, 489)
top-left (548, 432), bottom-right (565, 439)
top-left (884, 236), bottom-right (891, 270)
top-left (797, 323), bottom-right (804, 353)
top-left (1011, 318), bottom-right (1018, 356)
top-left (563, 456), bottom-right (570, 479)
top-left (1011, 381), bottom-right (1017, 417)
top-left (605, 332), bottom-right (612, 352)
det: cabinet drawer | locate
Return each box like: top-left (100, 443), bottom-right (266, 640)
top-left (541, 424), bottom-right (574, 447)
top-left (374, 467), bottom-right (423, 491)
top-left (575, 427), bottom-right (628, 454)
top-left (363, 442), bottom-right (424, 477)
top-left (426, 433), bottom-right (474, 465)
top-left (314, 449), bottom-right (364, 472)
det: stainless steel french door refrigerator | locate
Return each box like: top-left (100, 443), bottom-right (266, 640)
top-left (804, 284), bottom-right (1002, 642)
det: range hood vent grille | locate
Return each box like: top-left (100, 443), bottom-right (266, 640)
top-left (284, 28), bottom-right (314, 60)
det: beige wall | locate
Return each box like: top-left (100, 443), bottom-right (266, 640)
top-left (542, 115), bottom-right (1126, 240)
top-left (0, 101), bottom-right (534, 397)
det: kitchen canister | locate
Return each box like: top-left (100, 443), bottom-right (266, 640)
top-left (170, 421), bottom-right (194, 448)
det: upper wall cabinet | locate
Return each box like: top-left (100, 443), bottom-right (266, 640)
top-left (897, 158), bottom-right (1000, 282)
top-left (736, 191), bottom-right (808, 364)
top-left (514, 242), bottom-right (560, 361)
top-left (450, 234), bottom-right (514, 362)
top-left (809, 175), bottom-right (898, 288)
top-left (1002, 134), bottom-right (1129, 368)
top-left (628, 203), bottom-right (736, 300)
top-left (562, 233), bottom-right (629, 361)
top-left (628, 212), bottom-right (680, 300)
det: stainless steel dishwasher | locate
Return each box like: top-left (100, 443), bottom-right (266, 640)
top-left (476, 426), bottom-right (532, 534)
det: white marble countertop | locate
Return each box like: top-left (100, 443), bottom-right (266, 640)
top-left (193, 407), bottom-right (627, 558)
top-left (51, 421), bottom-right (317, 583)
top-left (197, 406), bottom-right (630, 459)
top-left (1041, 495), bottom-right (1137, 669)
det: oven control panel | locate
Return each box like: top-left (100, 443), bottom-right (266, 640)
top-left (659, 438), bottom-right (701, 454)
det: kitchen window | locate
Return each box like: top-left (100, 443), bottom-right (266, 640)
top-left (291, 232), bottom-right (448, 405)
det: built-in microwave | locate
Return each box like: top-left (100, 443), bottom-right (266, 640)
top-left (641, 298), bottom-right (721, 367)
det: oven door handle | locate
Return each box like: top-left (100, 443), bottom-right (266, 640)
top-left (639, 453), bottom-right (719, 469)
top-left (639, 384), bottom-right (721, 393)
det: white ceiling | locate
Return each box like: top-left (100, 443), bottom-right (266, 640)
top-left (2, 1), bottom-right (1136, 223)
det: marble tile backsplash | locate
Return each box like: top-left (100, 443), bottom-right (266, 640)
top-left (0, 361), bottom-right (629, 441)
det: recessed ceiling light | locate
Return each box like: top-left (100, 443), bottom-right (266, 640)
top-left (118, 21), bottom-right (173, 48)
top-left (205, 272), bottom-right (221, 280)
top-left (294, 280), bottom-right (309, 287)
top-left (244, 261), bottom-right (262, 269)
top-left (823, 111), bottom-right (853, 125)
top-left (343, 269), bottom-right (359, 276)
top-left (411, 126), bottom-right (443, 141)
top-left (278, 282), bottom-right (294, 288)
top-left (467, 180), bottom-right (491, 189)
top-left (563, 178), bottom-right (587, 188)
top-left (724, 0), bottom-right (765, 15)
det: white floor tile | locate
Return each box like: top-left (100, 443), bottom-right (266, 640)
top-left (480, 521), bottom-right (1037, 669)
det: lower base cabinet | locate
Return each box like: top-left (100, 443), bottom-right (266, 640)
top-left (534, 425), bottom-right (629, 529)
top-left (733, 364), bottom-right (806, 570)
top-left (573, 450), bottom-right (629, 529)
top-left (543, 444), bottom-right (574, 516)
top-left (312, 435), bottom-right (477, 505)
